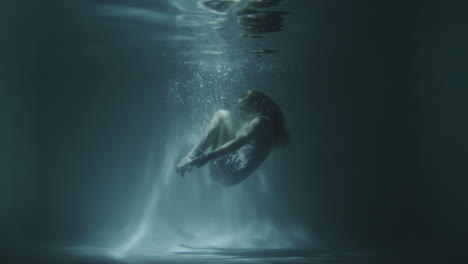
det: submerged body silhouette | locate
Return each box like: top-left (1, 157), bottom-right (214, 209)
top-left (176, 90), bottom-right (289, 186)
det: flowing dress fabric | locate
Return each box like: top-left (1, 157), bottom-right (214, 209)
top-left (209, 139), bottom-right (270, 186)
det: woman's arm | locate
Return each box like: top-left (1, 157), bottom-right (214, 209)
top-left (191, 117), bottom-right (268, 167)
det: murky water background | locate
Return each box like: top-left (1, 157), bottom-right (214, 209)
top-left (86, 0), bottom-right (311, 259)
top-left (2, 0), bottom-right (468, 263)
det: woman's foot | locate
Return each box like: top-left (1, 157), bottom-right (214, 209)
top-left (176, 149), bottom-right (204, 177)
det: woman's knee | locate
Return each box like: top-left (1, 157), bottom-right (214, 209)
top-left (214, 110), bottom-right (232, 121)
top-left (212, 110), bottom-right (236, 142)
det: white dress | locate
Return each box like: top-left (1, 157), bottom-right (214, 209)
top-left (209, 117), bottom-right (271, 186)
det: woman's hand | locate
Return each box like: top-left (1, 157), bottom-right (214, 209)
top-left (190, 153), bottom-right (211, 168)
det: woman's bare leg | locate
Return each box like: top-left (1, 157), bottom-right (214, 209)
top-left (176, 110), bottom-right (236, 176)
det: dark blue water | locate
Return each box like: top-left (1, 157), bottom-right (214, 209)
top-left (62, 0), bottom-right (314, 258)
top-left (2, 0), bottom-right (468, 263)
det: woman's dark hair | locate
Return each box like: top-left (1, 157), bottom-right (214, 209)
top-left (238, 90), bottom-right (290, 148)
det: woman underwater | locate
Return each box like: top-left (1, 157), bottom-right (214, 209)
top-left (176, 90), bottom-right (290, 186)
